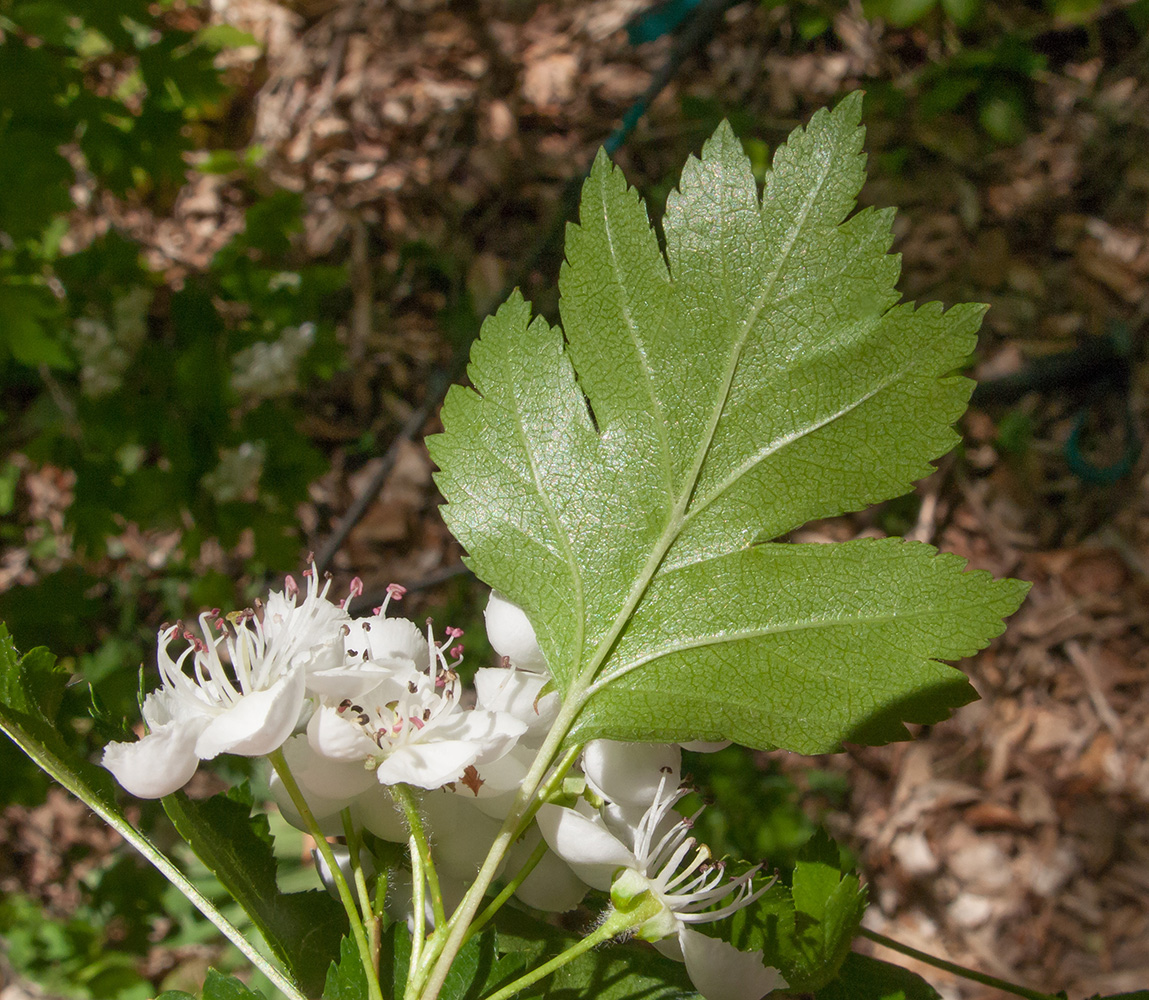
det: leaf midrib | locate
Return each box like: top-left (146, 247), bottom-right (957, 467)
top-left (570, 140), bottom-right (836, 698)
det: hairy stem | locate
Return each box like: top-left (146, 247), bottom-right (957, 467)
top-left (393, 784), bottom-right (447, 930)
top-left (860, 928), bottom-right (1063, 1000)
top-left (480, 907), bottom-right (640, 1000)
top-left (463, 837), bottom-right (549, 944)
top-left (268, 749), bottom-right (384, 1000)
top-left (407, 830), bottom-right (427, 995)
top-left (342, 808), bottom-right (380, 973)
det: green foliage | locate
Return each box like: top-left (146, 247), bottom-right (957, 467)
top-left (682, 746), bottom-right (830, 868)
top-left (431, 94), bottom-right (1027, 754)
top-left (0, 3), bottom-right (345, 693)
top-left (164, 785), bottom-right (348, 998)
top-left (0, 623), bottom-right (306, 1000)
top-left (325, 914), bottom-right (701, 1000)
top-left (864, 0), bottom-right (980, 28)
top-left (0, 0), bottom-right (225, 231)
top-left (916, 37), bottom-right (1045, 147)
top-left (710, 830), bottom-right (866, 992)
top-left (816, 953), bottom-right (942, 999)
top-left (0, 623), bottom-right (116, 807)
top-left (0, 893), bottom-right (153, 1000)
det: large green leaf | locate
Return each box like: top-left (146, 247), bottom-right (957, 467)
top-left (429, 93), bottom-right (1027, 753)
top-left (0, 624), bottom-right (305, 1000)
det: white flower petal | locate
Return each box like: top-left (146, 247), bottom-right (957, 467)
top-left (506, 827), bottom-right (589, 912)
top-left (446, 746), bottom-right (529, 817)
top-left (679, 929), bottom-right (786, 1000)
top-left (484, 592), bottom-right (547, 673)
top-left (583, 740), bottom-right (681, 808)
top-left (306, 662), bottom-right (399, 700)
top-left (307, 703), bottom-right (379, 762)
top-left (282, 732), bottom-right (377, 799)
top-left (102, 719), bottom-right (207, 798)
top-left (352, 785), bottom-right (408, 841)
top-left (375, 739), bottom-right (483, 790)
top-left (270, 736), bottom-right (359, 834)
top-left (350, 617), bottom-right (428, 667)
top-left (535, 804), bottom-right (635, 890)
top-left (473, 667), bottom-right (558, 732)
top-left (194, 667), bottom-right (306, 759)
top-left (420, 792), bottom-right (506, 881)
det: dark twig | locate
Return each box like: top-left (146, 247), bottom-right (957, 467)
top-left (347, 562), bottom-right (472, 617)
top-left (313, 0), bottom-right (737, 576)
top-left (313, 357), bottom-right (466, 576)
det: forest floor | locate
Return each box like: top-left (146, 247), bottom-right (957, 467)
top-left (4, 0), bottom-right (1149, 997)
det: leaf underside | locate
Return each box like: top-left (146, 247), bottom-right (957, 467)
top-left (430, 93), bottom-right (1027, 754)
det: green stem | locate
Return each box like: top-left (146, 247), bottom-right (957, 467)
top-left (513, 745), bottom-right (582, 836)
top-left (481, 907), bottom-right (639, 1000)
top-left (859, 928), bottom-right (1063, 1000)
top-left (268, 749), bottom-right (384, 1000)
top-left (407, 830), bottom-right (427, 993)
top-left (393, 784), bottom-right (447, 931)
top-left (342, 808), bottom-right (380, 973)
top-left (463, 836), bottom-right (549, 944)
top-left (419, 694), bottom-right (587, 1000)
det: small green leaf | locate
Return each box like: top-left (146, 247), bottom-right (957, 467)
top-left (713, 831), bottom-right (866, 991)
top-left (816, 953), bottom-right (942, 1000)
top-left (441, 928), bottom-right (498, 1000)
top-left (865, 0), bottom-right (938, 25)
top-left (194, 24), bottom-right (259, 50)
top-left (0, 286), bottom-right (70, 368)
top-left (431, 94), bottom-right (1027, 754)
top-left (940, 0), bottom-right (980, 25)
top-left (323, 935), bottom-right (369, 1000)
top-left (202, 969), bottom-right (268, 1000)
top-left (164, 788), bottom-right (347, 997)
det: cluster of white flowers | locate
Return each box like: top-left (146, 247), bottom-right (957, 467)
top-left (103, 571), bottom-right (783, 1000)
top-left (230, 322), bottom-right (316, 399)
top-left (101, 570), bottom-right (534, 802)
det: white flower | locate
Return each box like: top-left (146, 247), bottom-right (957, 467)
top-left (537, 772), bottom-right (786, 1000)
top-left (102, 568), bottom-right (350, 798)
top-left (307, 621), bottom-right (527, 790)
top-left (484, 591), bottom-right (548, 674)
top-left (582, 739), bottom-right (681, 829)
